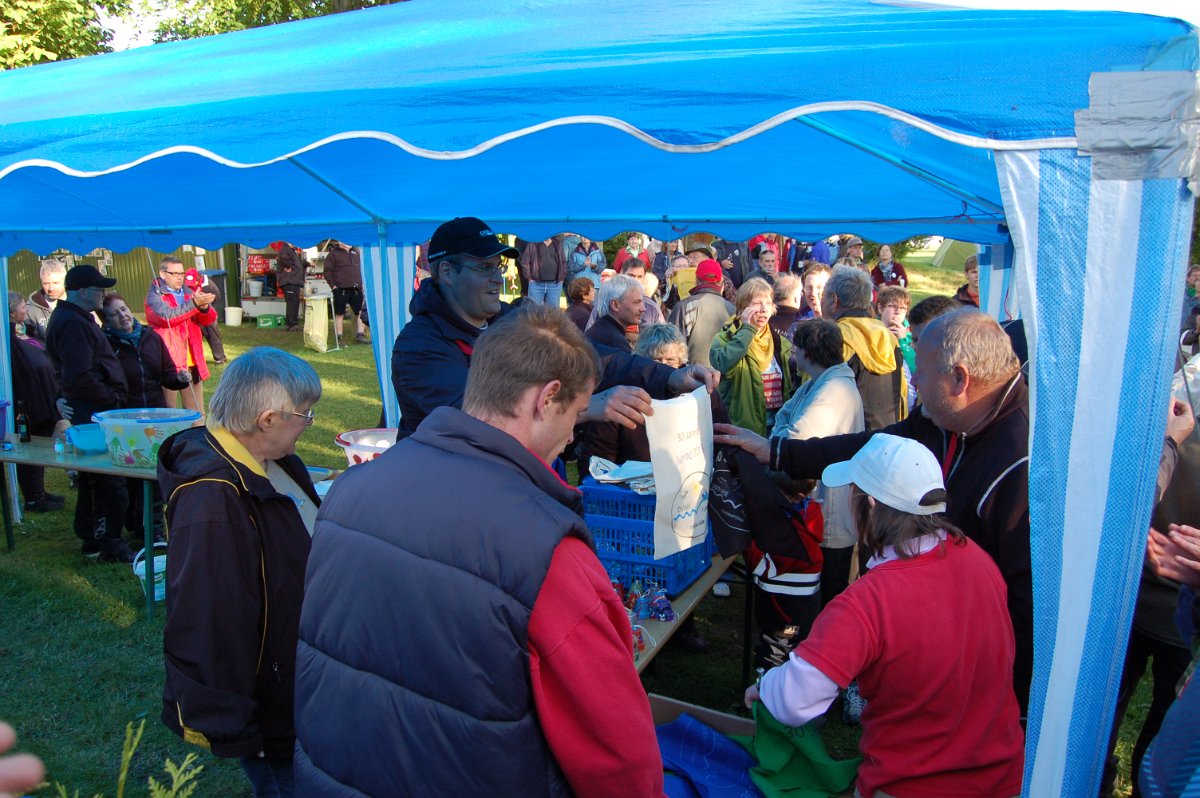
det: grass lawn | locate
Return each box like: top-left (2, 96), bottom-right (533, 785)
top-left (0, 305), bottom-right (1149, 796)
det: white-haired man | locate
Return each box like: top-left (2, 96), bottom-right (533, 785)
top-left (26, 258), bottom-right (67, 340)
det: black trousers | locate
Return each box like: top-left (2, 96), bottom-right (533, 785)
top-left (1100, 626), bottom-right (1191, 798)
top-left (74, 472), bottom-right (128, 542)
top-left (202, 318), bottom-right (226, 361)
top-left (820, 545), bottom-right (855, 607)
top-left (281, 284), bottom-right (303, 329)
top-left (15, 418), bottom-right (55, 503)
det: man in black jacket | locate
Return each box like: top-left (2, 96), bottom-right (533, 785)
top-left (274, 243), bottom-right (307, 332)
top-left (716, 308), bottom-right (1033, 715)
top-left (45, 265), bottom-right (131, 562)
top-left (391, 217), bottom-right (719, 440)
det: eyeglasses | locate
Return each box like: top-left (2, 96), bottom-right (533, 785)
top-left (457, 259), bottom-right (506, 277)
top-left (162, 270), bottom-right (186, 276)
top-left (279, 409), bottom-right (315, 426)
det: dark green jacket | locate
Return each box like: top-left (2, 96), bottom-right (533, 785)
top-left (710, 319), bottom-right (793, 436)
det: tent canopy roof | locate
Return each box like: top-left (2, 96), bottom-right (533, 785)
top-left (0, 0), bottom-right (1194, 253)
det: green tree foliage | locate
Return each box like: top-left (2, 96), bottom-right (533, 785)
top-left (0, 0), bottom-right (125, 68)
top-left (138, 0), bottom-right (402, 42)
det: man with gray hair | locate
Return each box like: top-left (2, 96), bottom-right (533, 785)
top-left (586, 274), bottom-right (643, 353)
top-left (158, 347), bottom-right (322, 796)
top-left (26, 258), bottom-right (67, 340)
top-left (821, 265), bottom-right (906, 430)
top-left (716, 308), bottom-right (1034, 716)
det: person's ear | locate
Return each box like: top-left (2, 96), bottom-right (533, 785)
top-left (950, 365), bottom-right (970, 397)
top-left (533, 380), bottom-right (562, 419)
top-left (255, 409), bottom-right (276, 432)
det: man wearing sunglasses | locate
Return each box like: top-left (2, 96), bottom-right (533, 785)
top-left (391, 217), bottom-right (720, 441)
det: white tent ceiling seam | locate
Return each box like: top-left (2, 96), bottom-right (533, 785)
top-left (0, 103), bottom-right (1081, 183)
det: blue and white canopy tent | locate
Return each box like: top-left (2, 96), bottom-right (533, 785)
top-left (0, 1), bottom-right (1196, 793)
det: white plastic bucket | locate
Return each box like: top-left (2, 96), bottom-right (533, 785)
top-left (225, 306), bottom-right (244, 326)
top-left (247, 280), bottom-right (264, 297)
top-left (132, 542), bottom-right (167, 602)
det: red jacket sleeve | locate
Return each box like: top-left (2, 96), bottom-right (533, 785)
top-left (529, 537), bottom-right (665, 798)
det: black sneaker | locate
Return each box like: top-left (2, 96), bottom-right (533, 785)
top-left (25, 495), bottom-right (66, 513)
top-left (81, 541), bottom-right (102, 559)
top-left (355, 333), bottom-right (369, 344)
top-left (97, 538), bottom-right (136, 564)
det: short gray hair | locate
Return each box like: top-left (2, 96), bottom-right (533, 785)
top-left (39, 259), bottom-right (66, 280)
top-left (773, 273), bottom-right (802, 306)
top-left (595, 274), bottom-right (642, 319)
top-left (926, 309), bottom-right (1019, 386)
top-left (633, 324), bottom-right (687, 361)
top-left (8, 290), bottom-right (24, 315)
top-left (208, 347), bottom-right (321, 434)
top-left (825, 265), bottom-right (873, 313)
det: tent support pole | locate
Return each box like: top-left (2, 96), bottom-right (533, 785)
top-left (791, 116), bottom-right (1006, 216)
top-left (286, 156), bottom-right (386, 224)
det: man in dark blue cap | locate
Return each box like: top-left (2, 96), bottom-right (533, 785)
top-left (391, 217), bottom-right (720, 440)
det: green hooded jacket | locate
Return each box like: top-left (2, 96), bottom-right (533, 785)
top-left (710, 319), bottom-right (794, 436)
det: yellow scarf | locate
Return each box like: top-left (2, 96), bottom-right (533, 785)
top-left (745, 322), bottom-right (775, 371)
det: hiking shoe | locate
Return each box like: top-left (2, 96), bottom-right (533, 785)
top-left (24, 495), bottom-right (65, 513)
top-left (355, 333), bottom-right (369, 344)
top-left (97, 538), bottom-right (136, 564)
top-left (842, 681), bottom-right (866, 725)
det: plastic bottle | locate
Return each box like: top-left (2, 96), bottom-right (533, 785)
top-left (16, 401), bottom-right (31, 442)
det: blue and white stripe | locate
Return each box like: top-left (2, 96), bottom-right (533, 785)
top-left (361, 242), bottom-right (415, 428)
top-left (997, 149), bottom-right (1194, 797)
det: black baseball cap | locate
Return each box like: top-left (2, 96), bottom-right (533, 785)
top-left (426, 217), bottom-right (519, 261)
top-left (65, 264), bottom-right (117, 291)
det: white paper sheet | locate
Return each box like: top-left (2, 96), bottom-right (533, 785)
top-left (644, 386), bottom-right (712, 559)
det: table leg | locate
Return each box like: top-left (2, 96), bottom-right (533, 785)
top-left (1, 464), bottom-right (13, 552)
top-left (143, 480), bottom-right (153, 620)
top-left (741, 562), bottom-right (755, 689)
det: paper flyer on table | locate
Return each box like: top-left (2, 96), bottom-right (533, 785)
top-left (644, 386), bottom-right (712, 560)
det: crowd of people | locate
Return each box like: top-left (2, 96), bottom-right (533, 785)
top-left (7, 256), bottom-right (223, 563)
top-left (6, 219), bottom-right (1199, 798)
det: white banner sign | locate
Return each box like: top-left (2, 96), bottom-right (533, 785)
top-left (645, 386), bottom-right (712, 560)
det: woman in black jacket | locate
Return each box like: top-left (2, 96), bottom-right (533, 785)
top-left (101, 294), bottom-right (192, 542)
top-left (101, 294), bottom-right (192, 409)
top-left (7, 291), bottom-right (66, 512)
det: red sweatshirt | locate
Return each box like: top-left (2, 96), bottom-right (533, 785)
top-left (529, 536), bottom-right (667, 798)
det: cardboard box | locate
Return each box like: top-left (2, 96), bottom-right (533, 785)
top-left (649, 694), bottom-right (755, 736)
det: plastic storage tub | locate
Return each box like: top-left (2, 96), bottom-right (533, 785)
top-left (92, 408), bottom-right (202, 468)
top-left (581, 478), bottom-right (713, 597)
top-left (335, 428), bottom-right (399, 466)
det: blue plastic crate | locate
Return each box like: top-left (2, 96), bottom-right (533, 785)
top-left (582, 478), bottom-right (712, 596)
top-left (581, 477), bottom-right (656, 521)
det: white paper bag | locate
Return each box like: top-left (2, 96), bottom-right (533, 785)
top-left (644, 386), bottom-right (712, 559)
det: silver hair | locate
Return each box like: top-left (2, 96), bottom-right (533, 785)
top-left (39, 259), bottom-right (66, 280)
top-left (595, 274), bottom-right (642, 319)
top-left (208, 347), bottom-right (321, 434)
top-left (633, 323), bottom-right (687, 361)
top-left (825, 265), bottom-right (873, 313)
top-left (925, 308), bottom-right (1019, 386)
top-left (8, 290), bottom-right (24, 315)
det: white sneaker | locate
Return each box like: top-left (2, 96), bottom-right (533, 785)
top-left (711, 582), bottom-right (731, 598)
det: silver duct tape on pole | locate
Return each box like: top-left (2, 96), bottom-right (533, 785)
top-left (1075, 70), bottom-right (1200, 194)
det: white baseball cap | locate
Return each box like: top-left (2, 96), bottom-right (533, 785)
top-left (821, 434), bottom-right (947, 515)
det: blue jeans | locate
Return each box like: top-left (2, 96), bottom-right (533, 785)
top-left (240, 756), bottom-right (294, 798)
top-left (527, 280), bottom-right (562, 305)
